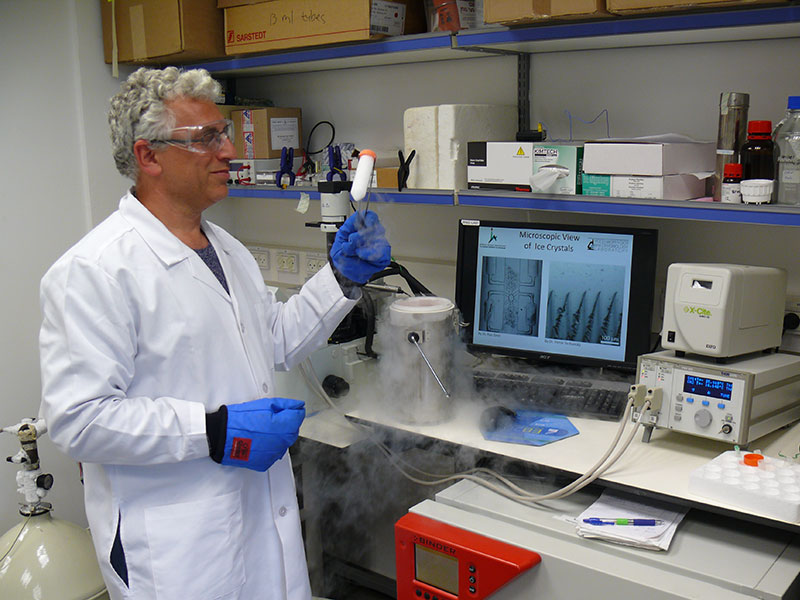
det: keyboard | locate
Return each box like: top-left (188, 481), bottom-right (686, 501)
top-left (472, 369), bottom-right (633, 421)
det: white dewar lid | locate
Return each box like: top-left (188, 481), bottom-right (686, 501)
top-left (389, 296), bottom-right (455, 325)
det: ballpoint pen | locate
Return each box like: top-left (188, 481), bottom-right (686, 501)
top-left (583, 518), bottom-right (664, 526)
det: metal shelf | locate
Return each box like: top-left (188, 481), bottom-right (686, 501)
top-left (227, 186), bottom-right (454, 205)
top-left (192, 6), bottom-right (800, 77)
top-left (228, 186), bottom-right (800, 225)
top-left (191, 31), bottom-right (456, 77)
top-left (458, 189), bottom-right (800, 226)
top-left (211, 6), bottom-right (800, 224)
top-left (454, 5), bottom-right (800, 54)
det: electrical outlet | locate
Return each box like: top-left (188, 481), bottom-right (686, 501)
top-left (276, 252), bottom-right (299, 274)
top-left (249, 246), bottom-right (270, 270)
top-left (305, 253), bottom-right (327, 277)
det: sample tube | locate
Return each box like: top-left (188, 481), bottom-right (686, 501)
top-left (351, 149), bottom-right (376, 203)
top-left (714, 92), bottom-right (749, 202)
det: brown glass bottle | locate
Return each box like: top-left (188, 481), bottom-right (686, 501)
top-left (741, 120), bottom-right (775, 180)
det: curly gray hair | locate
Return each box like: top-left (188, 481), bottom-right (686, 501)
top-left (109, 67), bottom-right (222, 180)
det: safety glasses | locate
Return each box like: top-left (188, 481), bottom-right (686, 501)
top-left (150, 119), bottom-right (234, 154)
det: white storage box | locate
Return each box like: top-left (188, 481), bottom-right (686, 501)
top-left (583, 173), bottom-right (707, 200)
top-left (466, 141), bottom-right (533, 191)
top-left (583, 140), bottom-right (715, 176)
top-left (404, 104), bottom-right (516, 190)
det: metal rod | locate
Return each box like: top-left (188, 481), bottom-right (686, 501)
top-left (407, 332), bottom-right (450, 398)
top-left (363, 283), bottom-right (407, 295)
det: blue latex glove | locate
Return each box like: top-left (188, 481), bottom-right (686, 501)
top-left (217, 397), bottom-right (305, 471)
top-left (330, 210), bottom-right (391, 284)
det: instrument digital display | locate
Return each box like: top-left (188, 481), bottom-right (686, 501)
top-left (415, 544), bottom-right (458, 595)
top-left (683, 375), bottom-right (733, 400)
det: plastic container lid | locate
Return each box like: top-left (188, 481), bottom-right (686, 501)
top-left (743, 453), bottom-right (764, 467)
top-left (389, 296), bottom-right (454, 325)
top-left (740, 179), bottom-right (774, 204)
top-left (788, 96), bottom-right (800, 110)
top-left (747, 120), bottom-right (772, 136)
top-left (723, 163), bottom-right (742, 179)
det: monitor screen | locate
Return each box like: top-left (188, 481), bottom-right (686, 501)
top-left (455, 219), bottom-right (658, 370)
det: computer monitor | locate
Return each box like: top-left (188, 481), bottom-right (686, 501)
top-left (455, 219), bottom-right (659, 371)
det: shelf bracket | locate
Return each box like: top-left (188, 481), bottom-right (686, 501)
top-left (451, 35), bottom-right (532, 137)
top-left (517, 53), bottom-right (531, 134)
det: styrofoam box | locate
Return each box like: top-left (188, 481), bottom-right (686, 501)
top-left (403, 104), bottom-right (516, 190)
top-left (689, 450), bottom-right (800, 522)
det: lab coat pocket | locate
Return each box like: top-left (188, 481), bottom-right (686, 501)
top-left (144, 489), bottom-right (245, 599)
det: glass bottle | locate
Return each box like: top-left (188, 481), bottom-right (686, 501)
top-left (720, 163), bottom-right (742, 203)
top-left (773, 96), bottom-right (800, 205)
top-left (741, 120), bottom-right (775, 180)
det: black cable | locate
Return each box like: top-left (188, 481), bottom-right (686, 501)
top-left (368, 261), bottom-right (433, 297)
top-left (305, 120), bottom-right (336, 156)
top-left (360, 289), bottom-right (379, 359)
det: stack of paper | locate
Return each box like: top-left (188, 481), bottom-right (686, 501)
top-left (576, 490), bottom-right (688, 551)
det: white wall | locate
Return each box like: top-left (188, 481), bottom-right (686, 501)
top-left (0, 0), bottom-right (131, 534)
top-left (1, 0), bottom-right (799, 538)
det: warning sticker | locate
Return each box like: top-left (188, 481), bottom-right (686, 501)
top-left (230, 437), bottom-right (252, 461)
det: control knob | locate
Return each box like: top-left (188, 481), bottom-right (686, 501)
top-left (694, 409), bottom-right (713, 429)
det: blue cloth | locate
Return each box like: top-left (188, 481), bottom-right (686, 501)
top-left (221, 397), bottom-right (305, 471)
top-left (330, 211), bottom-right (391, 284)
top-left (195, 243), bottom-right (229, 293)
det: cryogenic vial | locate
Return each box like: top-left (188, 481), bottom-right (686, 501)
top-left (773, 96), bottom-right (800, 205)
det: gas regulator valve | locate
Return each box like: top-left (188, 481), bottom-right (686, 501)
top-left (3, 418), bottom-right (53, 516)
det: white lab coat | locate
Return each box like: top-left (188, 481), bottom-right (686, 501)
top-left (39, 191), bottom-right (357, 600)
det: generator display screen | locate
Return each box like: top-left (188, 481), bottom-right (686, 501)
top-left (683, 375), bottom-right (733, 400)
top-left (415, 544), bottom-right (459, 595)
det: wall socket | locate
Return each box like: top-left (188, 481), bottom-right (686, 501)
top-left (249, 246), bottom-right (270, 270)
top-left (305, 253), bottom-right (328, 278)
top-left (245, 244), bottom-right (330, 287)
top-left (276, 251), bottom-right (300, 274)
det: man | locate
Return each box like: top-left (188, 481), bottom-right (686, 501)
top-left (39, 67), bottom-right (390, 600)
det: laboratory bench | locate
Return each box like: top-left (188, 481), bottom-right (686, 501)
top-left (294, 364), bottom-right (800, 535)
top-left (295, 387), bottom-right (800, 598)
top-left (345, 394), bottom-right (800, 534)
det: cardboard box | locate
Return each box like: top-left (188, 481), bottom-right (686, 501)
top-left (376, 167), bottom-right (399, 189)
top-left (218, 104), bottom-right (266, 120)
top-left (224, 0), bottom-right (426, 55)
top-left (424, 0), bottom-right (484, 31)
top-left (218, 0), bottom-right (273, 8)
top-left (467, 142), bottom-right (534, 191)
top-left (582, 141), bottom-right (715, 176)
top-left (101, 0), bottom-right (225, 64)
top-left (484, 0), bottom-right (607, 24)
top-left (531, 143), bottom-right (584, 195)
top-left (606, 0), bottom-right (783, 14)
top-left (582, 173), bottom-right (707, 200)
top-left (231, 108), bottom-right (302, 159)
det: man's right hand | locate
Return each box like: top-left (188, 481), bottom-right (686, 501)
top-left (206, 397), bottom-right (305, 471)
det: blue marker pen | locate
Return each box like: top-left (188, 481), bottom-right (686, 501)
top-left (583, 518), bottom-right (664, 526)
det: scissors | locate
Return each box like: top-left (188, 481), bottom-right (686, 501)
top-left (275, 146), bottom-right (296, 188)
top-left (398, 149), bottom-right (415, 192)
top-left (326, 145), bottom-right (348, 181)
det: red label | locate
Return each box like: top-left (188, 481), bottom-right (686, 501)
top-left (230, 437), bottom-right (252, 461)
top-left (227, 30), bottom-right (235, 44)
